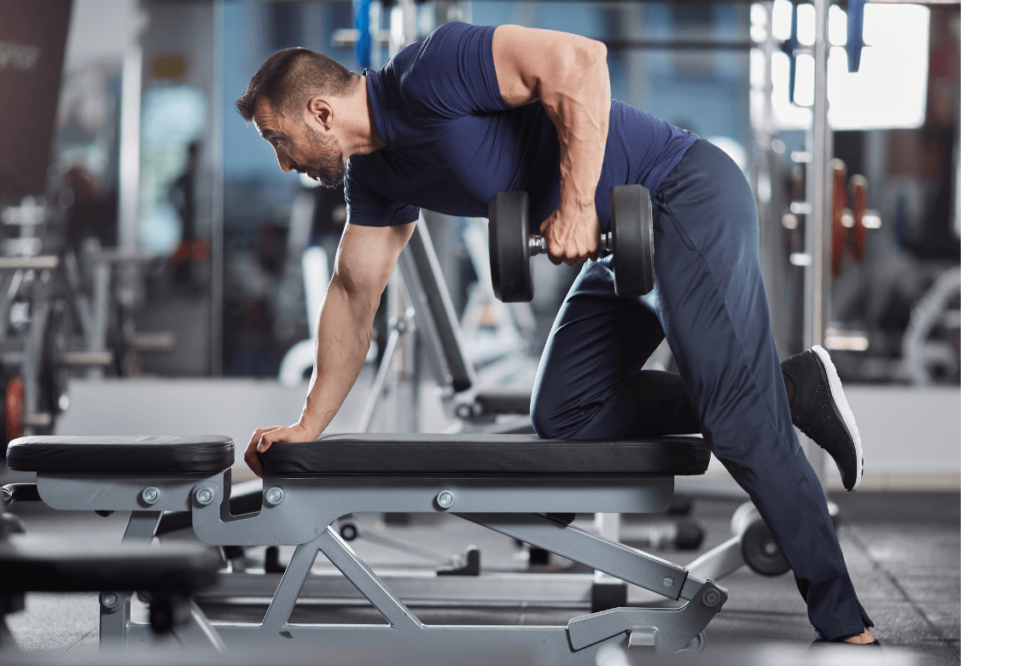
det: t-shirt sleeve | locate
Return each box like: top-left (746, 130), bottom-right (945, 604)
top-left (344, 159), bottom-right (419, 228)
top-left (399, 22), bottom-right (509, 118)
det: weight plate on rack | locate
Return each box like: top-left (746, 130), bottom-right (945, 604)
top-left (5, 376), bottom-right (24, 446)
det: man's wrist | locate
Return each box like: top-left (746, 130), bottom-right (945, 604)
top-left (295, 416), bottom-right (320, 441)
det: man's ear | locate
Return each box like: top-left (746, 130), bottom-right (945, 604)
top-left (309, 98), bottom-right (334, 131)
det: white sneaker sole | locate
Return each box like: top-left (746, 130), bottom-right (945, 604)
top-left (811, 345), bottom-right (864, 491)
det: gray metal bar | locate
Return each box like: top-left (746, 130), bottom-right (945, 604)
top-left (210, 0), bottom-right (225, 376)
top-left (0, 257), bottom-right (58, 270)
top-left (36, 474), bottom-right (201, 512)
top-left (22, 300), bottom-right (47, 424)
top-left (0, 269), bottom-right (22, 339)
top-left (198, 570), bottom-right (596, 607)
top-left (315, 529), bottom-right (422, 630)
top-left (262, 537), bottom-right (320, 629)
top-left (681, 535), bottom-right (746, 583)
top-left (192, 475), bottom-right (673, 546)
top-left (357, 327), bottom-right (403, 433)
top-left (88, 261), bottom-right (110, 380)
top-left (802, 0), bottom-right (833, 485)
top-left (123, 511), bottom-right (162, 541)
top-left (459, 513), bottom-right (686, 600)
top-left (98, 592), bottom-right (128, 648)
top-left (351, 527), bottom-right (459, 566)
top-left (567, 579), bottom-right (726, 653)
top-left (170, 602), bottom-right (226, 651)
top-left (209, 624), bottom-right (607, 663)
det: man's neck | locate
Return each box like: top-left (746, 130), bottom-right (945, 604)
top-left (357, 75), bottom-right (386, 152)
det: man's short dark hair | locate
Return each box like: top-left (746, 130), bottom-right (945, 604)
top-left (236, 48), bottom-right (359, 122)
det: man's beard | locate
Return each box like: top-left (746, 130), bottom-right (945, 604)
top-left (300, 126), bottom-right (345, 189)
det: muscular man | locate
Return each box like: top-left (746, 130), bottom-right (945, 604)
top-left (237, 23), bottom-right (876, 646)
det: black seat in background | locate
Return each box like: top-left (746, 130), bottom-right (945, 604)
top-left (0, 537), bottom-right (223, 594)
top-left (5, 436), bottom-right (234, 475)
top-left (258, 433), bottom-right (710, 477)
top-left (473, 387), bottom-right (533, 416)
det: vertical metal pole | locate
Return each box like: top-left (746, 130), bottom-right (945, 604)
top-left (210, 0), bottom-right (225, 376)
top-left (752, 2), bottom-right (789, 357)
top-left (118, 41), bottom-right (143, 252)
top-left (802, 0), bottom-right (832, 487)
top-left (88, 262), bottom-right (111, 380)
top-left (623, 4), bottom-right (647, 109)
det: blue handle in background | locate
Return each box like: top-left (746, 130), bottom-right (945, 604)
top-left (847, 0), bottom-right (866, 73)
top-left (355, 0), bottom-right (373, 70)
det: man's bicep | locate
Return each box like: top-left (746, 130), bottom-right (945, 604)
top-left (334, 222), bottom-right (415, 298)
top-left (492, 25), bottom-right (606, 107)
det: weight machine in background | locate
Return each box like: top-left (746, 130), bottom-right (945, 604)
top-left (0, 0), bottom-right (175, 458)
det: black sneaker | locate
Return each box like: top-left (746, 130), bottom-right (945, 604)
top-left (782, 345), bottom-right (864, 492)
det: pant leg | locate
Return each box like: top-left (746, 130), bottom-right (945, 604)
top-left (531, 259), bottom-right (701, 440)
top-left (643, 139), bottom-right (871, 639)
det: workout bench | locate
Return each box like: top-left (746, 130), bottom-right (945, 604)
top-left (7, 433), bottom-right (728, 662)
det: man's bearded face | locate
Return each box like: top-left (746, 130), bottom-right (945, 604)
top-left (298, 125), bottom-right (345, 189)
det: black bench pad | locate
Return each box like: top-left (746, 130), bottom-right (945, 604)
top-left (259, 433), bottom-right (710, 477)
top-left (6, 436), bottom-right (234, 475)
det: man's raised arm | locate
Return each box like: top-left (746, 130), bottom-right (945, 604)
top-left (244, 221), bottom-right (415, 476)
top-left (492, 25), bottom-right (610, 266)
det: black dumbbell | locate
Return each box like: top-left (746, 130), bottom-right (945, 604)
top-left (488, 185), bottom-right (655, 302)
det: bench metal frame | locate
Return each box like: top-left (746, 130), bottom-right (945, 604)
top-left (33, 468), bottom-right (728, 662)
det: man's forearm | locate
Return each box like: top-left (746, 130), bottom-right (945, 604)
top-left (539, 40), bottom-right (611, 213)
top-left (296, 278), bottom-right (379, 438)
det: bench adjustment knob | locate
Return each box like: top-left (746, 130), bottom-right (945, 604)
top-left (265, 487), bottom-right (285, 506)
top-left (436, 490), bottom-right (455, 509)
top-left (194, 486), bottom-right (215, 506)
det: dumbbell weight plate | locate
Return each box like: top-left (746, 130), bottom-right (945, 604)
top-left (488, 191), bottom-right (533, 303)
top-left (609, 185), bottom-right (655, 297)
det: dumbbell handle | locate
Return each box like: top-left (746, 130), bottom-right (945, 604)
top-left (528, 233), bottom-right (612, 257)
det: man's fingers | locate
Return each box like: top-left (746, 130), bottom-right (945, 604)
top-left (248, 427), bottom-right (271, 448)
top-left (257, 431), bottom-right (278, 452)
top-left (243, 448), bottom-right (263, 478)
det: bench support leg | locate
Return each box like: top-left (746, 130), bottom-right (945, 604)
top-left (458, 513), bottom-right (688, 600)
top-left (262, 528), bottom-right (421, 633)
top-left (99, 511), bottom-right (163, 648)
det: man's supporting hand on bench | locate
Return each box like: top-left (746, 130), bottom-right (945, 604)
top-left (245, 222), bottom-right (417, 477)
top-left (246, 423), bottom-right (313, 478)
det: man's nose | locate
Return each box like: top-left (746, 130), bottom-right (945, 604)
top-left (276, 148), bottom-right (295, 173)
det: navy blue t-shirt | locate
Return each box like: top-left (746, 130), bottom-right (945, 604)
top-left (344, 22), bottom-right (698, 233)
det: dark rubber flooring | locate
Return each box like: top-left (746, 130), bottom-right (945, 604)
top-left (5, 491), bottom-right (959, 664)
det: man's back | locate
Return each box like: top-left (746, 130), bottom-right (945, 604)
top-left (345, 22), bottom-right (697, 232)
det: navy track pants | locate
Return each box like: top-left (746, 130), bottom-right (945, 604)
top-left (531, 139), bottom-right (872, 640)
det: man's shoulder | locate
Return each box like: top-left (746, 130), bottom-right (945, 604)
top-left (391, 22), bottom-right (495, 89)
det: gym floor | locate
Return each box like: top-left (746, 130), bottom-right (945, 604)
top-left (7, 490), bottom-right (960, 664)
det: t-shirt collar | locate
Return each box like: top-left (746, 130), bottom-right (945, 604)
top-left (364, 69), bottom-right (391, 147)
